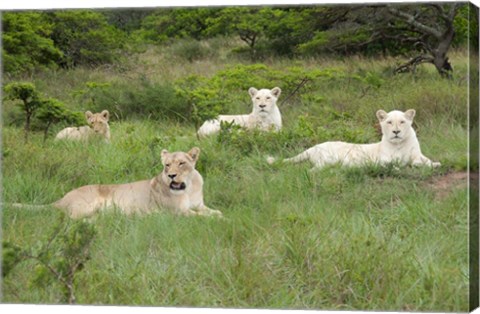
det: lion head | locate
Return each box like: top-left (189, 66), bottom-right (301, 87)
top-left (376, 109), bottom-right (416, 144)
top-left (249, 87), bottom-right (281, 117)
top-left (160, 147), bottom-right (200, 194)
top-left (85, 110), bottom-right (110, 136)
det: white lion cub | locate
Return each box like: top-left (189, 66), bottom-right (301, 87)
top-left (197, 87), bottom-right (282, 137)
top-left (267, 109), bottom-right (441, 170)
top-left (55, 110), bottom-right (111, 142)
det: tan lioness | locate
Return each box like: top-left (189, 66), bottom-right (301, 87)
top-left (197, 87), bottom-right (282, 137)
top-left (14, 148), bottom-right (222, 219)
top-left (267, 109), bottom-right (441, 170)
top-left (55, 110), bottom-right (111, 142)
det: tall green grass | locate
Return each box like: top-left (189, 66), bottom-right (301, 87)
top-left (1, 46), bottom-right (470, 311)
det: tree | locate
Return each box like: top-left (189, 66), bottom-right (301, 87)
top-left (2, 12), bottom-right (63, 75)
top-left (205, 7), bottom-right (275, 59)
top-left (3, 82), bottom-right (42, 142)
top-left (135, 8), bottom-right (220, 44)
top-left (36, 99), bottom-right (84, 142)
top-left (46, 10), bottom-right (126, 68)
top-left (387, 3), bottom-right (462, 78)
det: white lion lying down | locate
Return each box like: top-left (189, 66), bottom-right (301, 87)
top-left (267, 109), bottom-right (441, 170)
top-left (197, 87), bottom-right (282, 137)
top-left (14, 148), bottom-right (222, 219)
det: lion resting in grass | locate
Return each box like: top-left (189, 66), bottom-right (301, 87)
top-left (267, 109), bottom-right (441, 170)
top-left (197, 87), bottom-right (282, 137)
top-left (15, 148), bottom-right (222, 219)
top-left (55, 110), bottom-right (111, 142)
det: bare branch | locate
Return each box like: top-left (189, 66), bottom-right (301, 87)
top-left (394, 55), bottom-right (435, 74)
top-left (387, 5), bottom-right (443, 39)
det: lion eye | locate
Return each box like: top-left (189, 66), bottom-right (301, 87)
top-left (400, 121), bottom-right (405, 124)
top-left (266, 97), bottom-right (271, 100)
top-left (179, 162), bottom-right (185, 166)
top-left (165, 163), bottom-right (171, 167)
top-left (387, 121), bottom-right (392, 124)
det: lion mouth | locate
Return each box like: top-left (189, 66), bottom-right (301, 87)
top-left (169, 181), bottom-right (186, 191)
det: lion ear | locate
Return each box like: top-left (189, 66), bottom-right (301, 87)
top-left (271, 87), bottom-right (281, 98)
top-left (161, 149), bottom-right (169, 165)
top-left (248, 87), bottom-right (258, 98)
top-left (376, 110), bottom-right (388, 122)
top-left (85, 111), bottom-right (93, 123)
top-left (101, 110), bottom-right (110, 121)
top-left (405, 109), bottom-right (416, 121)
top-left (188, 147), bottom-right (200, 163)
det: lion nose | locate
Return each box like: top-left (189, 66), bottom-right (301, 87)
top-left (393, 130), bottom-right (400, 135)
top-left (259, 104), bottom-right (266, 108)
top-left (168, 174), bottom-right (177, 179)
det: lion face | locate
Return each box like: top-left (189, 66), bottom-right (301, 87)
top-left (85, 110), bottom-right (110, 136)
top-left (249, 87), bottom-right (281, 117)
top-left (160, 147), bottom-right (200, 194)
top-left (376, 109), bottom-right (415, 144)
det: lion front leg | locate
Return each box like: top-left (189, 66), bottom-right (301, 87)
top-left (194, 205), bottom-right (223, 217)
top-left (412, 154), bottom-right (441, 168)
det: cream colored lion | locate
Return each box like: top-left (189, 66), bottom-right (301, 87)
top-left (197, 87), bottom-right (282, 137)
top-left (55, 110), bottom-right (111, 142)
top-left (14, 147), bottom-right (222, 219)
top-left (267, 109), bottom-right (441, 170)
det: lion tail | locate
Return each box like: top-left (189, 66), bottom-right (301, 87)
top-left (266, 150), bottom-right (310, 165)
top-left (283, 150), bottom-right (311, 164)
top-left (8, 203), bottom-right (49, 210)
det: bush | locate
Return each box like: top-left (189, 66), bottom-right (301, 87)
top-left (165, 38), bottom-right (217, 62)
top-left (75, 79), bottom-right (190, 122)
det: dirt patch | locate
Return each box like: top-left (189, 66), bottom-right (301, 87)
top-left (425, 171), bottom-right (471, 199)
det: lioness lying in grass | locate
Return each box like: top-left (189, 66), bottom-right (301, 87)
top-left (14, 147), bottom-right (222, 219)
top-left (267, 109), bottom-right (441, 170)
top-left (55, 110), bottom-right (111, 142)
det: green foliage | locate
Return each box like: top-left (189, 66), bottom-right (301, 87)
top-left (76, 78), bottom-right (190, 122)
top-left (3, 213), bottom-right (96, 304)
top-left (166, 38), bottom-right (216, 62)
top-left (134, 8), bottom-right (220, 44)
top-left (36, 98), bottom-right (83, 140)
top-left (28, 215), bottom-right (96, 304)
top-left (452, 4), bottom-right (470, 47)
top-left (2, 241), bottom-right (24, 277)
top-left (2, 12), bottom-right (63, 75)
top-left (176, 64), bottom-right (338, 126)
top-left (1, 37), bottom-right (470, 310)
top-left (47, 10), bottom-right (126, 68)
top-left (3, 82), bottom-right (43, 141)
top-left (71, 81), bottom-right (112, 109)
top-left (4, 82), bottom-right (38, 103)
top-left (3, 5), bottom-right (469, 76)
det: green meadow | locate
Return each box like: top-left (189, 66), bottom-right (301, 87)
top-left (1, 43), bottom-right (471, 311)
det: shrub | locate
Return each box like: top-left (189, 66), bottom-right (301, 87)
top-left (75, 79), bottom-right (190, 122)
top-left (165, 38), bottom-right (217, 62)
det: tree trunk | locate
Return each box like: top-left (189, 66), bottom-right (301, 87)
top-left (432, 27), bottom-right (455, 77)
top-left (43, 121), bottom-right (53, 143)
top-left (24, 112), bottom-right (31, 143)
